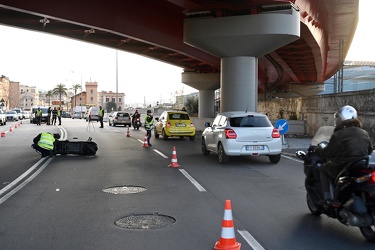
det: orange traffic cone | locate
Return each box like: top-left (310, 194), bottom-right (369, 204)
top-left (143, 133), bottom-right (149, 148)
top-left (9, 126), bottom-right (13, 132)
top-left (126, 126), bottom-right (131, 137)
top-left (214, 200), bottom-right (241, 250)
top-left (1, 132), bottom-right (5, 137)
top-left (168, 146), bottom-right (180, 168)
top-left (14, 123), bottom-right (18, 128)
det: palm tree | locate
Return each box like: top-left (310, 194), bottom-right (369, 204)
top-left (72, 84), bottom-right (81, 110)
top-left (52, 83), bottom-right (68, 107)
top-left (46, 90), bottom-right (53, 106)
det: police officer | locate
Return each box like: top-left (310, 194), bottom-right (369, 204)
top-left (98, 106), bottom-right (104, 128)
top-left (52, 107), bottom-right (58, 125)
top-left (144, 110), bottom-right (154, 146)
top-left (35, 107), bottom-right (42, 126)
top-left (57, 107), bottom-right (62, 126)
top-left (32, 132), bottom-right (59, 157)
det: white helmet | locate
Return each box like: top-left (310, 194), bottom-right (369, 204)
top-left (334, 105), bottom-right (357, 125)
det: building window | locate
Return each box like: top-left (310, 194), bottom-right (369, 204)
top-left (119, 98), bottom-right (122, 102)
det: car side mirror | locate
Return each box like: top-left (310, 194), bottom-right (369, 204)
top-left (204, 122), bottom-right (211, 127)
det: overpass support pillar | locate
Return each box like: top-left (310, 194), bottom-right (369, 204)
top-left (184, 4), bottom-right (300, 112)
top-left (182, 72), bottom-right (219, 118)
top-left (221, 56), bottom-right (258, 112)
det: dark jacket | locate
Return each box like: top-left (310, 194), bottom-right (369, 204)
top-left (316, 118), bottom-right (373, 178)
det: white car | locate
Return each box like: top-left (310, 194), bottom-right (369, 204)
top-left (5, 111), bottom-right (19, 121)
top-left (201, 111), bottom-right (282, 164)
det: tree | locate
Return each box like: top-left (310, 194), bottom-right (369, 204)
top-left (52, 83), bottom-right (68, 107)
top-left (46, 90), bottom-right (53, 106)
top-left (106, 102), bottom-right (117, 112)
top-left (72, 84), bottom-right (81, 109)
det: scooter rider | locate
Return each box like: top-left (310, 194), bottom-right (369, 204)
top-left (132, 109), bottom-right (140, 127)
top-left (315, 105), bottom-right (373, 206)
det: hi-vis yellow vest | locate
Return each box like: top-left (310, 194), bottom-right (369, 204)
top-left (38, 132), bottom-right (55, 150)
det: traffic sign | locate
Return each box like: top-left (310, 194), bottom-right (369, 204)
top-left (275, 119), bottom-right (289, 135)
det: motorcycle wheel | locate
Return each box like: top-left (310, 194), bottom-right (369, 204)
top-left (360, 226), bottom-right (375, 242)
top-left (306, 193), bottom-right (322, 215)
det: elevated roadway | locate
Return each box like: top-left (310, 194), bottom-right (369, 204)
top-left (0, 0), bottom-right (359, 112)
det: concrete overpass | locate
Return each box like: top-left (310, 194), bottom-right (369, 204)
top-left (0, 0), bottom-right (359, 117)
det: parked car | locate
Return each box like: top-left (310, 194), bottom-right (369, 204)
top-left (201, 111), bottom-right (282, 164)
top-left (72, 112), bottom-right (82, 119)
top-left (86, 107), bottom-right (100, 122)
top-left (11, 108), bottom-right (23, 120)
top-left (0, 110), bottom-right (6, 125)
top-left (30, 106), bottom-right (49, 124)
top-left (21, 110), bottom-right (30, 119)
top-left (109, 111), bottom-right (131, 127)
top-left (154, 111), bottom-right (196, 140)
top-left (5, 110), bottom-right (19, 121)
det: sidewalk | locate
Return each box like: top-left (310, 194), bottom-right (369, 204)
top-left (282, 136), bottom-right (312, 156)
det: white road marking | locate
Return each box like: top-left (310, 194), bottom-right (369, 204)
top-left (153, 149), bottom-right (168, 158)
top-left (281, 155), bottom-right (303, 163)
top-left (179, 169), bottom-right (206, 192)
top-left (0, 157), bottom-right (54, 204)
top-left (238, 230), bottom-right (265, 250)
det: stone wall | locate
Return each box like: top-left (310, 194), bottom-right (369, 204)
top-left (258, 88), bottom-right (375, 142)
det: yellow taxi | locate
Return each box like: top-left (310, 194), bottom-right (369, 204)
top-left (154, 111), bottom-right (196, 140)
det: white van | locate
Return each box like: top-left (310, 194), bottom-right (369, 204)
top-left (86, 107), bottom-right (100, 122)
top-left (30, 106), bottom-right (50, 124)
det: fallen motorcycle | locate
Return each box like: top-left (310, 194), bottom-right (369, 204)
top-left (296, 126), bottom-right (375, 242)
top-left (32, 136), bottom-right (98, 156)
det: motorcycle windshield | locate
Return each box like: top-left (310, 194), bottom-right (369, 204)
top-left (310, 126), bottom-right (335, 146)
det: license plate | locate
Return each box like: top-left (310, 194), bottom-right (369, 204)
top-left (246, 146), bottom-right (264, 151)
top-left (176, 123), bottom-right (186, 127)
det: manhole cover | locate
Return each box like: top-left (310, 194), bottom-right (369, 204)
top-left (115, 213), bottom-right (176, 230)
top-left (102, 185), bottom-right (147, 194)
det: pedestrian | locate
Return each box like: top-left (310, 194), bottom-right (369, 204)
top-left (47, 107), bottom-right (52, 125)
top-left (31, 132), bottom-right (60, 157)
top-left (52, 107), bottom-right (58, 125)
top-left (57, 107), bottom-right (62, 125)
top-left (144, 109), bottom-right (154, 146)
top-left (35, 107), bottom-right (42, 126)
top-left (98, 106), bottom-right (104, 128)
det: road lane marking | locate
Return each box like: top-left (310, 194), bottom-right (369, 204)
top-left (238, 230), bottom-right (265, 250)
top-left (0, 157), bottom-right (54, 204)
top-left (179, 169), bottom-right (206, 192)
top-left (281, 155), bottom-right (303, 163)
top-left (153, 149), bottom-right (168, 158)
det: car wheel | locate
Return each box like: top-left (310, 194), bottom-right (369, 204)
top-left (218, 143), bottom-right (228, 163)
top-left (189, 135), bottom-right (195, 141)
top-left (162, 129), bottom-right (168, 140)
top-left (201, 138), bottom-right (210, 156)
top-left (154, 128), bottom-right (159, 138)
top-left (269, 154), bottom-right (281, 164)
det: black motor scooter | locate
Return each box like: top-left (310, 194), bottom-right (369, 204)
top-left (133, 117), bottom-right (142, 130)
top-left (296, 126), bottom-right (375, 242)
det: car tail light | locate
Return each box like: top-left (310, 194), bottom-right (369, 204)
top-left (272, 128), bottom-right (280, 138)
top-left (225, 128), bottom-right (237, 139)
top-left (190, 123), bottom-right (195, 127)
top-left (355, 170), bottom-right (375, 184)
top-left (167, 122), bottom-right (171, 127)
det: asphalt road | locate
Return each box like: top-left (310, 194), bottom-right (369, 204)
top-left (0, 119), bottom-right (374, 250)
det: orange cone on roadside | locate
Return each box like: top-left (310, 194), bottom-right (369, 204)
top-left (214, 200), bottom-right (241, 250)
top-left (1, 132), bottom-right (5, 137)
top-left (126, 126), bottom-right (131, 137)
top-left (9, 126), bottom-right (13, 132)
top-left (14, 123), bottom-right (18, 128)
top-left (168, 146), bottom-right (180, 168)
top-left (143, 133), bottom-right (149, 148)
